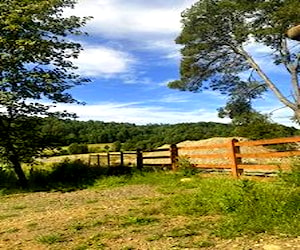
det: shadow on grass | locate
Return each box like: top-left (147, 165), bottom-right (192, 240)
top-left (0, 159), bottom-right (135, 194)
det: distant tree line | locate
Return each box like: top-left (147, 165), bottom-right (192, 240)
top-left (40, 117), bottom-right (299, 152)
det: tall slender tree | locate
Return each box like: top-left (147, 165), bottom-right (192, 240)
top-left (0, 0), bottom-right (90, 187)
top-left (169, 0), bottom-right (300, 122)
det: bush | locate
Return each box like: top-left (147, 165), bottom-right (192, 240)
top-left (177, 157), bottom-right (197, 176)
top-left (0, 165), bottom-right (18, 188)
top-left (279, 158), bottom-right (300, 187)
top-left (26, 159), bottom-right (105, 191)
top-left (68, 143), bottom-right (88, 154)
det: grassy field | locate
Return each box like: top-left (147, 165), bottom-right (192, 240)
top-left (0, 168), bottom-right (299, 250)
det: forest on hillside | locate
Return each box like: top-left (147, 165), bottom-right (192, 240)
top-left (41, 118), bottom-right (299, 152)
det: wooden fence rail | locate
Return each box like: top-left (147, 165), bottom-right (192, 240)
top-left (89, 136), bottom-right (300, 178)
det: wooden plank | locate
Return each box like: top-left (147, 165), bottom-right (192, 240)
top-left (194, 164), bottom-right (232, 169)
top-left (145, 148), bottom-right (170, 152)
top-left (123, 152), bottom-right (136, 155)
top-left (143, 163), bottom-right (171, 167)
top-left (188, 153), bottom-right (230, 159)
top-left (237, 164), bottom-right (289, 171)
top-left (235, 136), bottom-right (300, 146)
top-left (236, 150), bottom-right (300, 158)
top-left (178, 143), bottom-right (230, 150)
top-left (143, 155), bottom-right (170, 159)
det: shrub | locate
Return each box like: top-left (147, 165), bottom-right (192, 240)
top-left (279, 158), bottom-right (300, 187)
top-left (0, 165), bottom-right (18, 188)
top-left (27, 159), bottom-right (105, 191)
top-left (177, 157), bottom-right (197, 176)
top-left (68, 143), bottom-right (88, 154)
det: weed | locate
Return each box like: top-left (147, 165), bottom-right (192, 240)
top-left (36, 233), bottom-right (63, 244)
top-left (85, 233), bottom-right (106, 249)
top-left (279, 158), bottom-right (300, 187)
top-left (177, 157), bottom-right (197, 177)
top-left (122, 246), bottom-right (135, 250)
top-left (26, 222), bottom-right (38, 229)
top-left (195, 240), bottom-right (215, 248)
top-left (70, 222), bottom-right (85, 231)
top-left (146, 233), bottom-right (163, 241)
top-left (86, 199), bottom-right (98, 204)
top-left (166, 227), bottom-right (198, 238)
top-left (122, 216), bottom-right (159, 227)
top-left (74, 244), bottom-right (88, 250)
top-left (12, 204), bottom-right (26, 210)
top-left (6, 227), bottom-right (20, 233)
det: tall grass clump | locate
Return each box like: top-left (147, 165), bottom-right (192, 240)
top-left (279, 158), bottom-right (300, 187)
top-left (28, 159), bottom-right (106, 191)
top-left (217, 179), bottom-right (300, 237)
top-left (163, 177), bottom-right (300, 238)
top-left (177, 157), bottom-right (197, 177)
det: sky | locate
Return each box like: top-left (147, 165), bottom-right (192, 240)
top-left (54, 0), bottom-right (298, 127)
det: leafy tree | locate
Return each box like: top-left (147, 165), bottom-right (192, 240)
top-left (231, 112), bottom-right (292, 139)
top-left (0, 0), bottom-right (90, 187)
top-left (113, 141), bottom-right (122, 152)
top-left (169, 0), bottom-right (300, 122)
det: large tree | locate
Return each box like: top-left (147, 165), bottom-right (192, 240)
top-left (169, 0), bottom-right (300, 122)
top-left (0, 0), bottom-right (90, 187)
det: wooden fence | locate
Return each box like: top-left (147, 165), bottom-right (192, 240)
top-left (89, 136), bottom-right (300, 177)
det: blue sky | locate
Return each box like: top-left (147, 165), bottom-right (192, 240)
top-left (53, 0), bottom-right (297, 127)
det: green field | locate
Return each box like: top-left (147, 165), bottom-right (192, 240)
top-left (0, 168), bottom-right (299, 249)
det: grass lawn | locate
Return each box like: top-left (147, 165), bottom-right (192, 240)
top-left (0, 170), bottom-right (299, 249)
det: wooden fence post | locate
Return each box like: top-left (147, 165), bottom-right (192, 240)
top-left (229, 139), bottom-right (241, 178)
top-left (136, 149), bottom-right (143, 170)
top-left (107, 152), bottom-right (110, 167)
top-left (120, 152), bottom-right (124, 167)
top-left (170, 144), bottom-right (178, 171)
top-left (97, 154), bottom-right (100, 167)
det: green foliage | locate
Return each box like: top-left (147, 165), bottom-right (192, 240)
top-left (177, 157), bottom-right (197, 176)
top-left (0, 0), bottom-right (90, 187)
top-left (170, 0), bottom-right (300, 122)
top-left (0, 165), bottom-right (18, 189)
top-left (113, 141), bottom-right (122, 152)
top-left (164, 177), bottom-right (300, 237)
top-left (28, 159), bottom-right (104, 190)
top-left (36, 233), bottom-right (63, 245)
top-left (121, 216), bottom-right (159, 227)
top-left (280, 158), bottom-right (300, 187)
top-left (217, 180), bottom-right (300, 237)
top-left (40, 119), bottom-right (298, 151)
top-left (231, 112), bottom-right (296, 140)
top-left (68, 143), bottom-right (88, 154)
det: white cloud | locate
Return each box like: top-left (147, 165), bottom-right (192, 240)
top-left (74, 45), bottom-right (136, 77)
top-left (70, 0), bottom-right (197, 38)
top-left (48, 101), bottom-right (230, 125)
top-left (65, 0), bottom-right (198, 61)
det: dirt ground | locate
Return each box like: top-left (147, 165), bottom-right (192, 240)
top-left (0, 184), bottom-right (299, 250)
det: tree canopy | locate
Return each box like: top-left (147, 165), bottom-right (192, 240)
top-left (169, 0), bottom-right (300, 122)
top-left (0, 0), bottom-right (90, 187)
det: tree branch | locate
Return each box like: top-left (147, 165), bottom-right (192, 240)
top-left (280, 39), bottom-right (300, 104)
top-left (235, 46), bottom-right (297, 111)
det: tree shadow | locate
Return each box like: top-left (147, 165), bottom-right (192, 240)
top-left (0, 159), bottom-right (134, 194)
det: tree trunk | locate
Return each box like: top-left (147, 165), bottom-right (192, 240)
top-left (9, 155), bottom-right (28, 188)
top-left (294, 109), bottom-right (300, 124)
